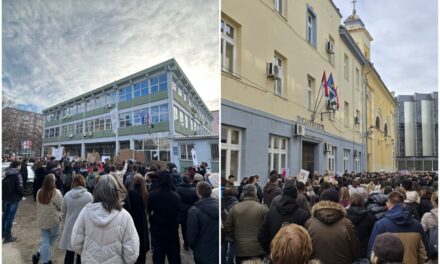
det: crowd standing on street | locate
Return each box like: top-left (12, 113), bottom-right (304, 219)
top-left (2, 155), bottom-right (219, 264)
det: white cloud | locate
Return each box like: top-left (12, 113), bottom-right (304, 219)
top-left (3, 0), bottom-right (220, 112)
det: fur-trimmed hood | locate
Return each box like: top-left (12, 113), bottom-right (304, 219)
top-left (311, 200), bottom-right (346, 225)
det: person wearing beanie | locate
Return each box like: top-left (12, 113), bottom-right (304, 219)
top-left (209, 173), bottom-right (220, 200)
top-left (224, 184), bottom-right (268, 263)
top-left (367, 191), bottom-right (428, 264)
top-left (193, 173), bottom-right (204, 187)
top-left (262, 173), bottom-right (282, 206)
top-left (305, 187), bottom-right (359, 264)
top-left (370, 233), bottom-right (404, 264)
top-left (258, 182), bottom-right (310, 254)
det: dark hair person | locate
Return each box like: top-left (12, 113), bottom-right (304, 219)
top-left (71, 175), bottom-right (140, 263)
top-left (33, 174), bottom-right (64, 264)
top-left (125, 174), bottom-right (150, 264)
top-left (58, 174), bottom-right (93, 264)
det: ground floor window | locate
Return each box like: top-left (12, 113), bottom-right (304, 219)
top-left (211, 143), bottom-right (219, 161)
top-left (354, 152), bottom-right (360, 172)
top-left (180, 144), bottom-right (194, 160)
top-left (343, 149), bottom-right (350, 171)
top-left (221, 125), bottom-right (242, 180)
top-left (328, 146), bottom-right (336, 173)
top-left (268, 135), bottom-right (288, 172)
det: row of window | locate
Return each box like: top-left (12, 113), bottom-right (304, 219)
top-left (44, 103), bottom-right (169, 138)
top-left (45, 73), bottom-right (168, 122)
top-left (221, 126), bottom-right (361, 179)
top-left (179, 143), bottom-right (219, 161)
top-left (173, 106), bottom-right (203, 132)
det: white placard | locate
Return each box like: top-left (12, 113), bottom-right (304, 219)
top-left (52, 147), bottom-right (64, 161)
top-left (298, 169), bottom-right (310, 184)
top-left (191, 148), bottom-right (198, 166)
top-left (101, 156), bottom-right (111, 163)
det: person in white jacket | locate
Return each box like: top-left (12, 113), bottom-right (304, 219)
top-left (71, 174), bottom-right (139, 264)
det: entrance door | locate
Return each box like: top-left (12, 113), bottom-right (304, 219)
top-left (302, 142), bottom-right (316, 173)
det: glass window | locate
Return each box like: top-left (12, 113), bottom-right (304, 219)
top-left (343, 150), bottom-right (350, 171)
top-left (275, 0), bottom-right (284, 16)
top-left (268, 135), bottom-right (289, 172)
top-left (150, 73), bottom-right (167, 93)
top-left (77, 102), bottom-right (84, 113)
top-left (62, 125), bottom-right (68, 136)
top-left (94, 118), bottom-right (104, 132)
top-left (106, 91), bottom-right (117, 106)
top-left (134, 80), bottom-right (148, 97)
top-left (133, 108), bottom-right (148, 126)
top-left (221, 126), bottom-right (242, 180)
top-left (173, 106), bottom-right (179, 121)
top-left (105, 117), bottom-right (112, 130)
top-left (306, 7), bottom-right (317, 47)
top-left (85, 120), bottom-right (93, 133)
top-left (307, 75), bottom-right (315, 110)
top-left (328, 146), bottom-right (336, 172)
top-left (119, 112), bottom-right (132, 128)
top-left (76, 122), bottom-right (83, 134)
top-left (211, 144), bottom-right (219, 160)
top-left (119, 86), bottom-right (132, 102)
top-left (221, 19), bottom-right (235, 74)
top-left (95, 95), bottom-right (105, 109)
top-left (344, 54), bottom-right (349, 80)
top-left (180, 144), bottom-right (194, 160)
top-left (54, 127), bottom-right (59, 137)
top-left (274, 55), bottom-right (284, 96)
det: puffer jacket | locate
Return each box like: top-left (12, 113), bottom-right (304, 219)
top-left (367, 204), bottom-right (428, 264)
top-left (37, 189), bottom-right (63, 229)
top-left (366, 192), bottom-right (387, 219)
top-left (346, 206), bottom-right (376, 259)
top-left (421, 208), bottom-right (438, 232)
top-left (71, 203), bottom-right (140, 264)
top-left (305, 201), bottom-right (359, 264)
top-left (3, 168), bottom-right (23, 202)
top-left (187, 197), bottom-right (219, 264)
top-left (262, 182), bottom-right (282, 206)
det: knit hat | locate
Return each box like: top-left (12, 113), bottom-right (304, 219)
top-left (194, 173), bottom-right (204, 182)
top-left (282, 183), bottom-right (298, 199)
top-left (320, 189), bottom-right (339, 203)
top-left (372, 232), bottom-right (404, 263)
top-left (208, 173), bottom-right (220, 188)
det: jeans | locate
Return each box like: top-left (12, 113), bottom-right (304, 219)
top-left (2, 201), bottom-right (19, 238)
top-left (64, 250), bottom-right (81, 264)
top-left (39, 224), bottom-right (60, 263)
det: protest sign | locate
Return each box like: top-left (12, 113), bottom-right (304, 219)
top-left (52, 147), bottom-right (64, 161)
top-left (297, 169), bottom-right (310, 183)
top-left (101, 156), bottom-right (111, 163)
top-left (191, 148), bottom-right (198, 166)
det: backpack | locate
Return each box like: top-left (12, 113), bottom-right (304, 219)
top-left (426, 222), bottom-right (438, 259)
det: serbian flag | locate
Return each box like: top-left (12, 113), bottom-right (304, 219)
top-left (328, 73), bottom-right (336, 100)
top-left (321, 71), bottom-right (328, 97)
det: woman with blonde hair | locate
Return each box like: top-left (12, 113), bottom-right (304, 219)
top-left (339, 187), bottom-right (350, 208)
top-left (270, 224), bottom-right (313, 264)
top-left (32, 173), bottom-right (63, 264)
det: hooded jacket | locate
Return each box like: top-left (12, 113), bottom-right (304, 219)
top-left (71, 203), bottom-right (140, 264)
top-left (262, 182), bottom-right (282, 206)
top-left (58, 187), bottom-right (93, 251)
top-left (187, 197), bottom-right (219, 264)
top-left (305, 201), bottom-right (359, 264)
top-left (258, 195), bottom-right (310, 254)
top-left (366, 192), bottom-right (388, 219)
top-left (224, 196), bottom-right (269, 257)
top-left (367, 204), bottom-right (428, 264)
top-left (346, 206), bottom-right (376, 258)
top-left (3, 167), bottom-right (23, 202)
top-left (176, 182), bottom-right (198, 224)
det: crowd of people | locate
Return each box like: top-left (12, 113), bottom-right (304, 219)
top-left (2, 156), bottom-right (219, 264)
top-left (221, 170), bottom-right (438, 264)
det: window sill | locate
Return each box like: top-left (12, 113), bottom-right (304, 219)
top-left (221, 69), bottom-right (241, 80)
top-left (274, 93), bottom-right (287, 101)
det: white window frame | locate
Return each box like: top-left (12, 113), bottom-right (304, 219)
top-left (221, 19), bottom-right (236, 74)
top-left (307, 76), bottom-right (314, 111)
top-left (343, 149), bottom-right (350, 171)
top-left (275, 0), bottom-right (285, 16)
top-left (344, 54), bottom-right (349, 80)
top-left (306, 6), bottom-right (317, 47)
top-left (221, 126), bottom-right (242, 180)
top-left (344, 101), bottom-right (350, 127)
top-left (180, 144), bottom-right (194, 160)
top-left (354, 154), bottom-right (360, 173)
top-left (274, 55), bottom-right (284, 96)
top-left (328, 146), bottom-right (336, 172)
top-left (268, 135), bottom-right (288, 172)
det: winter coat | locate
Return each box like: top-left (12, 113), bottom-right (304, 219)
top-left (421, 208), bottom-right (438, 232)
top-left (223, 196), bottom-right (269, 257)
top-left (71, 203), bottom-right (140, 264)
top-left (271, 193), bottom-right (310, 213)
top-left (367, 204), bottom-right (428, 264)
top-left (170, 171), bottom-right (182, 191)
top-left (176, 182), bottom-right (198, 224)
top-left (33, 167), bottom-right (46, 201)
top-left (20, 163), bottom-right (28, 184)
top-left (187, 197), bottom-right (219, 264)
top-left (255, 183), bottom-right (263, 203)
top-left (58, 187), bottom-right (93, 251)
top-left (366, 192), bottom-right (387, 219)
top-left (262, 182), bottom-right (282, 206)
top-left (419, 198), bottom-right (434, 217)
top-left (258, 196), bottom-right (310, 254)
top-left (305, 201), bottom-right (359, 264)
top-left (2, 168), bottom-right (23, 202)
top-left (50, 167), bottom-right (64, 193)
top-left (346, 206), bottom-right (376, 259)
top-left (37, 189), bottom-right (63, 229)
top-left (125, 190), bottom-right (150, 256)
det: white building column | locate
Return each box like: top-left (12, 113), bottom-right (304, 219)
top-left (81, 142), bottom-right (85, 159)
top-left (115, 140), bottom-right (120, 157)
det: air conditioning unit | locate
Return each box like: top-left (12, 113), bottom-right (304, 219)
top-left (68, 134), bottom-right (74, 138)
top-left (294, 124), bottom-right (305, 136)
top-left (107, 104), bottom-right (112, 108)
top-left (88, 132), bottom-right (93, 136)
top-left (353, 150), bottom-right (359, 157)
top-left (326, 41), bottom-right (334, 54)
top-left (324, 143), bottom-right (332, 153)
top-left (354, 116), bottom-right (361, 125)
top-left (267, 63), bottom-right (282, 79)
top-left (327, 100), bottom-right (337, 110)
top-left (83, 132), bottom-right (87, 137)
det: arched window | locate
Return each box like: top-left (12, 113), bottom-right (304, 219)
top-left (384, 123), bottom-right (388, 137)
top-left (375, 116), bottom-right (380, 130)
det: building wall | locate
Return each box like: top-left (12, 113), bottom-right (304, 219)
top-left (221, 0), bottom-right (366, 182)
top-left (174, 137), bottom-right (219, 173)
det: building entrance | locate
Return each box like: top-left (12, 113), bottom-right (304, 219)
top-left (302, 142), bottom-right (316, 173)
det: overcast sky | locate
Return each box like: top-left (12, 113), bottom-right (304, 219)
top-left (3, 0), bottom-right (219, 113)
top-left (333, 0), bottom-right (438, 96)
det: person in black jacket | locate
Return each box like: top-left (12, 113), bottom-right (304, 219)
top-left (168, 163), bottom-right (182, 191)
top-left (2, 161), bottom-right (23, 243)
top-left (125, 174), bottom-right (150, 264)
top-left (20, 159), bottom-right (28, 184)
top-left (346, 192), bottom-right (376, 261)
top-left (33, 161), bottom-right (46, 202)
top-left (187, 181), bottom-right (219, 264)
top-left (258, 182), bottom-right (310, 254)
top-left (366, 191), bottom-right (388, 219)
top-left (176, 175), bottom-right (198, 250)
top-left (147, 170), bottom-right (181, 264)
top-left (249, 176), bottom-right (263, 203)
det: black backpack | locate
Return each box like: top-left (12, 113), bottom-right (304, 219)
top-left (426, 223), bottom-right (438, 259)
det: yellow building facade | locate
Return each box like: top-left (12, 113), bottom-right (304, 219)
top-left (221, 0), bottom-right (369, 181)
top-left (345, 12), bottom-right (398, 172)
